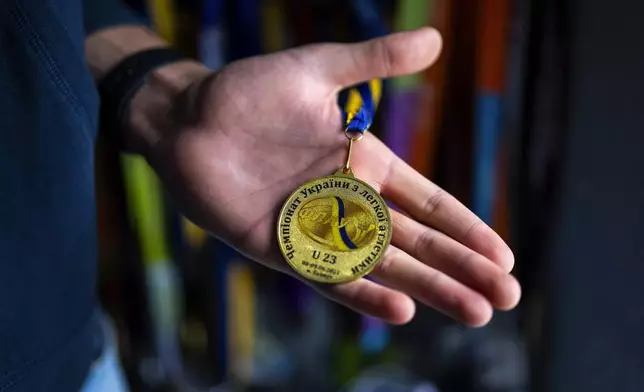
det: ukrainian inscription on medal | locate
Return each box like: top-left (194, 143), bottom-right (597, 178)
top-left (277, 175), bottom-right (392, 283)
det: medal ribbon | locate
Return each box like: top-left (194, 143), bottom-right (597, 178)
top-left (343, 79), bottom-right (382, 134)
top-left (334, 80), bottom-right (383, 251)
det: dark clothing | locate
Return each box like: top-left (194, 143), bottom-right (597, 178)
top-left (0, 1), bottom-right (137, 390)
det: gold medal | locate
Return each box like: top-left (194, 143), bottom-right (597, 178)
top-left (277, 133), bottom-right (392, 283)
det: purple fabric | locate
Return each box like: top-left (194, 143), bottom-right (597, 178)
top-left (384, 90), bottom-right (422, 161)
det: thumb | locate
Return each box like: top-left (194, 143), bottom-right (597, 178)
top-left (311, 27), bottom-right (442, 89)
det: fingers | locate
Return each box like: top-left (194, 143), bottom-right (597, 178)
top-left (311, 208), bottom-right (520, 327)
top-left (390, 209), bottom-right (521, 311)
top-left (369, 246), bottom-right (493, 327)
top-left (381, 157), bottom-right (515, 273)
top-left (313, 279), bottom-right (416, 325)
top-left (309, 27), bottom-right (442, 90)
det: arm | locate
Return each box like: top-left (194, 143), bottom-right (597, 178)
top-left (83, 1), bottom-right (209, 155)
top-left (86, 25), bottom-right (209, 155)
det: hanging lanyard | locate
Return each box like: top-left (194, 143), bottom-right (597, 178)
top-left (343, 79), bottom-right (382, 134)
top-left (340, 80), bottom-right (382, 176)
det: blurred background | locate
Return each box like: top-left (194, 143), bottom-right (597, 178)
top-left (94, 0), bottom-right (591, 391)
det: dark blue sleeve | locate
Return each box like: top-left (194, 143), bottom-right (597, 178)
top-left (83, 0), bottom-right (146, 35)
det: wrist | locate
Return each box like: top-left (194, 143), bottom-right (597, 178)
top-left (86, 25), bottom-right (212, 156)
top-left (125, 60), bottom-right (211, 156)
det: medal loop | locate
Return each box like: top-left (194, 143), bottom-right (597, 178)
top-left (341, 79), bottom-right (380, 173)
top-left (342, 137), bottom-right (356, 173)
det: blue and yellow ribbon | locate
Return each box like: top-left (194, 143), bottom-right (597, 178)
top-left (342, 79), bottom-right (382, 133)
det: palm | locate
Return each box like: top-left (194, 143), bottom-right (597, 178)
top-left (160, 51), bottom-right (394, 264)
top-left (153, 29), bottom-right (521, 326)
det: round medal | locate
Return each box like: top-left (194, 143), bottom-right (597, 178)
top-left (277, 170), bottom-right (392, 284)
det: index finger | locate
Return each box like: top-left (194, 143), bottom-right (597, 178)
top-left (381, 157), bottom-right (515, 273)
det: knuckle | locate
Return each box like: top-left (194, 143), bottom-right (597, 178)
top-left (463, 219), bottom-right (483, 243)
top-left (374, 250), bottom-right (395, 276)
top-left (423, 189), bottom-right (446, 220)
top-left (414, 229), bottom-right (437, 256)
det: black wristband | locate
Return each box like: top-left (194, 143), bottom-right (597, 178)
top-left (97, 47), bottom-right (186, 144)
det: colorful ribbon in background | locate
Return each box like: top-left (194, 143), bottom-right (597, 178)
top-left (473, 0), bottom-right (511, 234)
top-left (119, 0), bottom-right (186, 388)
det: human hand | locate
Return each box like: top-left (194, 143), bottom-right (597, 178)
top-left (139, 27), bottom-right (520, 327)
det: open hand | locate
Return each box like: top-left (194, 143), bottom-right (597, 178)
top-left (147, 28), bottom-right (521, 327)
